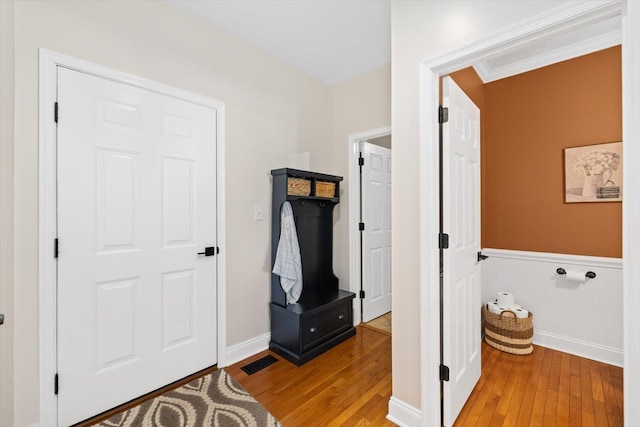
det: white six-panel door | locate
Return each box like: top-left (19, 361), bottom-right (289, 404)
top-left (361, 142), bottom-right (392, 322)
top-left (442, 76), bottom-right (482, 426)
top-left (57, 67), bottom-right (218, 426)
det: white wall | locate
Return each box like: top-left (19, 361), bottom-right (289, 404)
top-left (0, 1), bottom-right (15, 426)
top-left (622, 4), bottom-right (640, 424)
top-left (11, 1), bottom-right (334, 425)
top-left (331, 64), bottom-right (391, 295)
top-left (391, 0), bottom-right (568, 412)
top-left (481, 249), bottom-right (623, 366)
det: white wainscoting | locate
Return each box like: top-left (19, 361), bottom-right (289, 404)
top-left (223, 333), bottom-right (271, 367)
top-left (481, 249), bottom-right (623, 367)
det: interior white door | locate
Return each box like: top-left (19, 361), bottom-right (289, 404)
top-left (361, 141), bottom-right (392, 323)
top-left (442, 76), bottom-right (482, 426)
top-left (57, 67), bottom-right (217, 426)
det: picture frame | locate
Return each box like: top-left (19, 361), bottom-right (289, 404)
top-left (564, 141), bottom-right (622, 203)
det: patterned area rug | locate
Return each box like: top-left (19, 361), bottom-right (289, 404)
top-left (93, 369), bottom-right (281, 427)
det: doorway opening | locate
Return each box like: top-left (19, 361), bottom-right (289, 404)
top-left (360, 136), bottom-right (392, 327)
top-left (441, 43), bottom-right (624, 423)
top-left (347, 126), bottom-right (391, 330)
top-left (417, 2), bottom-right (639, 426)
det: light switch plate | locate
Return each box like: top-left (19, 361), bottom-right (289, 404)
top-left (254, 205), bottom-right (263, 221)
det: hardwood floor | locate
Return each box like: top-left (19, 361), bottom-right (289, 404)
top-left (365, 312), bottom-right (392, 335)
top-left (230, 330), bottom-right (623, 427)
top-left (453, 342), bottom-right (624, 427)
top-left (78, 327), bottom-right (623, 427)
top-left (227, 325), bottom-right (394, 427)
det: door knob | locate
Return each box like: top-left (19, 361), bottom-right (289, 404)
top-left (197, 247), bottom-right (217, 256)
top-left (0, 313), bottom-right (4, 325)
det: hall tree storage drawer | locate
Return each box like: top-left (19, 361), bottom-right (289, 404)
top-left (270, 290), bottom-right (355, 364)
top-left (301, 299), bottom-right (352, 351)
top-left (269, 168), bottom-right (356, 365)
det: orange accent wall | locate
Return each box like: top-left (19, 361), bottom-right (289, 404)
top-left (449, 67), bottom-right (485, 112)
top-left (451, 46), bottom-right (622, 258)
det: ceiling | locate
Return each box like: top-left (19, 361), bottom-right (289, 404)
top-left (166, 1), bottom-right (620, 86)
top-left (167, 0), bottom-right (391, 86)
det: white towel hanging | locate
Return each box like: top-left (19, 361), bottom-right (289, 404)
top-left (272, 201), bottom-right (303, 304)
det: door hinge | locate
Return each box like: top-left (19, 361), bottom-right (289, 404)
top-left (54, 238), bottom-right (59, 258)
top-left (54, 373), bottom-right (59, 395)
top-left (438, 106), bottom-right (448, 124)
top-left (439, 233), bottom-right (449, 249)
top-left (359, 222), bottom-right (365, 231)
top-left (358, 156), bottom-right (364, 166)
top-left (54, 102), bottom-right (59, 123)
top-left (359, 290), bottom-right (365, 299)
top-left (440, 364), bottom-right (450, 382)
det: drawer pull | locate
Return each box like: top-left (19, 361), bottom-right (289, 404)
top-left (310, 327), bottom-right (317, 333)
top-left (338, 314), bottom-right (344, 320)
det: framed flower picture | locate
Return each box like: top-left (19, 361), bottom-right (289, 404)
top-left (564, 141), bottom-right (622, 203)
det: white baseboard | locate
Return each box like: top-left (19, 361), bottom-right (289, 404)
top-left (387, 396), bottom-right (422, 427)
top-left (534, 330), bottom-right (623, 367)
top-left (223, 332), bottom-right (271, 367)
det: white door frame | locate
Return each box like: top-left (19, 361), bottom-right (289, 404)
top-left (348, 126), bottom-right (391, 325)
top-left (418, 1), bottom-right (639, 426)
top-left (38, 49), bottom-right (227, 427)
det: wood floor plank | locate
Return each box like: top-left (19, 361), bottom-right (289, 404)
top-left (555, 352), bottom-right (571, 427)
top-left (542, 350), bottom-right (562, 426)
top-left (581, 357), bottom-right (597, 427)
top-left (492, 351), bottom-right (525, 421)
top-left (590, 360), bottom-right (610, 426)
top-left (229, 327), bottom-right (390, 420)
top-left (609, 364), bottom-right (624, 420)
top-left (455, 343), bottom-right (623, 427)
top-left (227, 326), bottom-right (394, 427)
top-left (454, 340), bottom-right (502, 425)
top-left (294, 360), bottom-right (390, 426)
top-left (456, 344), bottom-right (510, 426)
top-left (529, 347), bottom-right (554, 427)
top-left (78, 324), bottom-right (624, 427)
top-left (569, 354), bottom-right (584, 427)
top-left (330, 375), bottom-right (392, 427)
top-left (475, 348), bottom-right (515, 426)
top-left (501, 346), bottom-right (540, 427)
top-left (600, 363), bottom-right (623, 426)
top-left (514, 346), bottom-right (547, 426)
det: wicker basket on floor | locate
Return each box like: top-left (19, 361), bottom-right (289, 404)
top-left (483, 306), bottom-right (533, 355)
